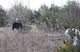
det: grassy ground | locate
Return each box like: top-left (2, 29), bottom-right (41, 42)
top-left (0, 26), bottom-right (65, 52)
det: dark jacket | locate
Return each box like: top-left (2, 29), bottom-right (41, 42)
top-left (12, 22), bottom-right (22, 30)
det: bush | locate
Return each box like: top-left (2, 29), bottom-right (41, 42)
top-left (57, 28), bottom-right (80, 52)
top-left (23, 25), bottom-right (32, 30)
top-left (57, 42), bottom-right (80, 52)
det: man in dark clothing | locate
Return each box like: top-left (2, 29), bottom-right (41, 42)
top-left (12, 18), bottom-right (22, 30)
top-left (12, 22), bottom-right (22, 30)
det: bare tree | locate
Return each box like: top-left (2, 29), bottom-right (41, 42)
top-left (7, 3), bottom-right (33, 26)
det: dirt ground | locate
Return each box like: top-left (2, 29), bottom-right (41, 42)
top-left (0, 27), bottom-right (65, 52)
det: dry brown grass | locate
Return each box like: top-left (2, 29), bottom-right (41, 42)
top-left (0, 27), bottom-right (65, 52)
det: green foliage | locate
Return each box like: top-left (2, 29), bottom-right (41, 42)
top-left (23, 25), bottom-right (32, 30)
top-left (0, 5), bottom-right (6, 27)
top-left (34, 4), bottom-right (61, 31)
top-left (57, 28), bottom-right (80, 52)
top-left (34, 1), bottom-right (80, 32)
top-left (57, 42), bottom-right (80, 52)
top-left (69, 28), bottom-right (80, 40)
top-left (69, 29), bottom-right (76, 39)
top-left (4, 0), bottom-right (80, 32)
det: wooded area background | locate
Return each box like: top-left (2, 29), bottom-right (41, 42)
top-left (0, 0), bottom-right (80, 32)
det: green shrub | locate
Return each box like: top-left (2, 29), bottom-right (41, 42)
top-left (57, 28), bottom-right (80, 52)
top-left (22, 25), bottom-right (32, 30)
top-left (57, 42), bottom-right (80, 52)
